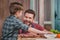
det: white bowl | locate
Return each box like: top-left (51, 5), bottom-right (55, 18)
top-left (44, 34), bottom-right (57, 38)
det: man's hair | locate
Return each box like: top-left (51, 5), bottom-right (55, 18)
top-left (24, 9), bottom-right (35, 18)
top-left (9, 2), bottom-right (23, 15)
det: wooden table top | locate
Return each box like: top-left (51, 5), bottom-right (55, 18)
top-left (18, 35), bottom-right (60, 40)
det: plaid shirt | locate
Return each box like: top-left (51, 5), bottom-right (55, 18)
top-left (2, 15), bottom-right (28, 40)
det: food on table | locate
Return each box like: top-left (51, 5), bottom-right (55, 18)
top-left (50, 29), bottom-right (60, 34)
top-left (56, 33), bottom-right (60, 38)
top-left (50, 29), bottom-right (60, 38)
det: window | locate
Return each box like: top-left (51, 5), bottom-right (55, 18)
top-left (44, 0), bottom-right (51, 24)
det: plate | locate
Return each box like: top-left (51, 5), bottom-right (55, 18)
top-left (44, 34), bottom-right (57, 38)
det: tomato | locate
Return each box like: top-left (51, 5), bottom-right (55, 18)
top-left (56, 34), bottom-right (60, 38)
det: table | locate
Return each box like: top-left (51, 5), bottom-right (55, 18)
top-left (18, 34), bottom-right (60, 40)
top-left (18, 37), bottom-right (60, 40)
top-left (18, 36), bottom-right (60, 40)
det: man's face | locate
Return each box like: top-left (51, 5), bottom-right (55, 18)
top-left (23, 13), bottom-right (34, 26)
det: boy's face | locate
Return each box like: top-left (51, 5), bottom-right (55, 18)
top-left (16, 10), bottom-right (23, 18)
top-left (23, 13), bottom-right (34, 26)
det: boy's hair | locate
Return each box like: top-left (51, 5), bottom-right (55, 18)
top-left (24, 9), bottom-right (35, 18)
top-left (9, 2), bottom-right (23, 15)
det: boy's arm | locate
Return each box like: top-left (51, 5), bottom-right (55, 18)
top-left (16, 19), bottom-right (52, 35)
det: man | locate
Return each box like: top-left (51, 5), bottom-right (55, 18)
top-left (2, 2), bottom-right (52, 40)
top-left (19, 9), bottom-right (51, 37)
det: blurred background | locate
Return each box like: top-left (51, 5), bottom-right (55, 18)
top-left (0, 0), bottom-right (60, 39)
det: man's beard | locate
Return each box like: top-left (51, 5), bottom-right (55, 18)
top-left (23, 20), bottom-right (32, 26)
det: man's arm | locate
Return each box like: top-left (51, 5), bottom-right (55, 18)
top-left (28, 27), bottom-right (52, 34)
top-left (33, 23), bottom-right (51, 33)
top-left (19, 32), bottom-right (38, 38)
